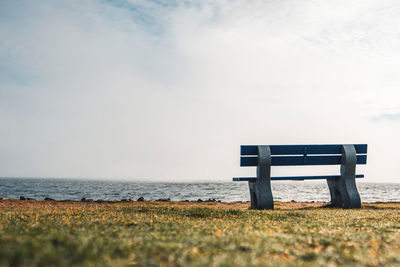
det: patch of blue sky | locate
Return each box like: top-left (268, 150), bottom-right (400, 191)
top-left (100, 0), bottom-right (179, 35)
top-left (371, 113), bottom-right (400, 122)
top-left (0, 65), bottom-right (36, 89)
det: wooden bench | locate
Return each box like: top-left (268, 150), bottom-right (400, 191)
top-left (233, 144), bottom-right (367, 209)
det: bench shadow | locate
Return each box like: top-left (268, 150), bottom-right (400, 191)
top-left (360, 205), bottom-right (399, 210)
top-left (275, 204), bottom-right (333, 211)
top-left (274, 203), bottom-right (400, 211)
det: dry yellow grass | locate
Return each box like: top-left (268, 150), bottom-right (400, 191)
top-left (1, 199), bottom-right (400, 266)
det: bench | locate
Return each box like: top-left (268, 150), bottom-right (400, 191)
top-left (233, 144), bottom-right (367, 209)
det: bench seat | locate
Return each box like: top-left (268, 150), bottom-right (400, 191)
top-left (233, 174), bottom-right (364, 181)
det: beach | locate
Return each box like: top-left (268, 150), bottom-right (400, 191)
top-left (1, 199), bottom-right (400, 266)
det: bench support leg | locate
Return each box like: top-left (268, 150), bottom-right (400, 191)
top-left (248, 145), bottom-right (273, 209)
top-left (327, 145), bottom-right (361, 208)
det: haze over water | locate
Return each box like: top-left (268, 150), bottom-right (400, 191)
top-left (2, 0), bottom-right (400, 183)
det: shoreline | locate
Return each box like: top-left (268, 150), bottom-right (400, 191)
top-left (2, 196), bottom-right (400, 204)
top-left (2, 198), bottom-right (400, 210)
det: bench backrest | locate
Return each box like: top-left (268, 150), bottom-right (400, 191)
top-left (240, 144), bottom-right (367, 166)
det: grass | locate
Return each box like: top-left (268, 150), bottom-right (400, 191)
top-left (1, 200), bottom-right (400, 266)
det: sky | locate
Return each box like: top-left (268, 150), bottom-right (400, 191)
top-left (1, 0), bottom-right (400, 182)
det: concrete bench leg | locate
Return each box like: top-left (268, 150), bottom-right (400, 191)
top-left (248, 181), bottom-right (257, 209)
top-left (327, 178), bottom-right (342, 206)
top-left (248, 146), bottom-right (274, 210)
top-left (327, 145), bottom-right (361, 208)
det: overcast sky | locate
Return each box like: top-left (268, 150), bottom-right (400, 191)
top-left (1, 0), bottom-right (400, 182)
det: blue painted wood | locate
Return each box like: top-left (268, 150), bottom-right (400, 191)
top-left (240, 155), bottom-right (367, 166)
top-left (241, 144), bottom-right (367, 156)
top-left (233, 174), bottom-right (364, 181)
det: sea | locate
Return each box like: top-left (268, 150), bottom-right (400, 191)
top-left (0, 178), bottom-right (399, 203)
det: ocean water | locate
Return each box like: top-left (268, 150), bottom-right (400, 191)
top-left (0, 178), bottom-right (399, 203)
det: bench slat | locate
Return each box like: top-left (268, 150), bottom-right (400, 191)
top-left (241, 144), bottom-right (367, 156)
top-left (233, 174), bottom-right (364, 181)
top-left (240, 155), bottom-right (367, 166)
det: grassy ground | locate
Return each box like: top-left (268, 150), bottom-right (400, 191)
top-left (1, 200), bottom-right (400, 267)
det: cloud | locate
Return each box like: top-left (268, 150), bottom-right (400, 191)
top-left (1, 0), bottom-right (400, 181)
